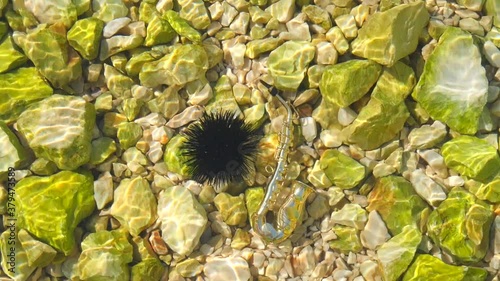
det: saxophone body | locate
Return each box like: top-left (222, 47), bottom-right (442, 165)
top-left (251, 93), bottom-right (314, 243)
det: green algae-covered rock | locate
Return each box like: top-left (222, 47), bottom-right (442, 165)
top-left (164, 10), bottom-right (201, 43)
top-left (131, 258), bottom-right (165, 281)
top-left (178, 0), bottom-right (211, 30)
top-left (377, 226), bottom-right (421, 281)
top-left (320, 60), bottom-right (382, 107)
top-left (484, 0), bottom-right (500, 28)
top-left (427, 187), bottom-right (494, 263)
top-left (319, 149), bottom-right (365, 189)
top-left (303, 5), bottom-right (331, 30)
top-left (104, 64), bottom-right (134, 98)
top-left (246, 38), bottom-right (282, 59)
top-left (30, 158), bottom-right (58, 176)
top-left (139, 44), bottom-right (208, 87)
top-left (158, 185), bottom-right (208, 256)
top-left (117, 122), bottom-right (143, 149)
top-left (330, 225), bottom-right (363, 254)
top-left (15, 171), bottom-right (96, 255)
top-left (126, 50), bottom-right (163, 77)
top-left (18, 229), bottom-right (57, 268)
top-left (67, 17), bottom-right (104, 60)
top-left (351, 1), bottom-right (429, 66)
top-left (367, 176), bottom-right (429, 235)
top-left (473, 175), bottom-right (500, 203)
top-left (14, 25), bottom-right (82, 89)
top-left (78, 230), bottom-right (133, 281)
top-left (371, 62), bottom-right (416, 103)
top-left (0, 67), bottom-right (53, 124)
top-left (205, 75), bottom-right (241, 115)
top-left (402, 254), bottom-right (488, 281)
top-left (0, 35), bottom-right (27, 73)
top-left (412, 27), bottom-right (488, 135)
top-left (441, 135), bottom-right (500, 181)
top-left (341, 62), bottom-right (414, 150)
top-left (92, 0), bottom-right (128, 22)
top-left (0, 122), bottom-right (27, 180)
top-left (0, 229), bottom-right (36, 281)
top-left (214, 193), bottom-right (248, 226)
top-left (90, 137), bottom-right (117, 165)
top-left (268, 40), bottom-right (315, 91)
top-left (164, 134), bottom-right (191, 177)
top-left (24, 0), bottom-right (77, 28)
top-left (17, 95), bottom-right (95, 170)
top-left (343, 96), bottom-right (409, 150)
top-left (330, 203), bottom-right (368, 230)
top-left (245, 187), bottom-right (265, 229)
top-left (110, 177), bottom-right (158, 237)
top-left (145, 14), bottom-right (176, 47)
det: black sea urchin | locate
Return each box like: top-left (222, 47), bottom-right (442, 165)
top-left (181, 110), bottom-right (261, 188)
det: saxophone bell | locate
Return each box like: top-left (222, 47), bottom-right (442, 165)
top-left (252, 181), bottom-right (314, 243)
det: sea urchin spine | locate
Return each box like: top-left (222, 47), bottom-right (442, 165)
top-left (180, 111), bottom-right (261, 189)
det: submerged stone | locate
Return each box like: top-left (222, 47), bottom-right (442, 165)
top-left (214, 193), bottom-right (248, 226)
top-left (268, 41), bottom-right (315, 91)
top-left (205, 75), bottom-right (241, 115)
top-left (412, 27), bottom-right (488, 134)
top-left (110, 177), bottom-right (158, 236)
top-left (90, 137), bottom-right (117, 165)
top-left (92, 0), bottom-right (128, 22)
top-left (246, 37), bottom-right (282, 59)
top-left (0, 122), bottom-right (27, 180)
top-left (427, 187), bottom-right (494, 263)
top-left (441, 135), bottom-right (500, 181)
top-left (14, 24), bottom-right (82, 89)
top-left (351, 1), bottom-right (429, 66)
top-left (0, 229), bottom-right (36, 280)
top-left (0, 35), bottom-right (27, 73)
top-left (342, 62), bottom-right (414, 150)
top-left (319, 60), bottom-right (382, 107)
top-left (15, 171), bottom-right (96, 255)
top-left (164, 10), bottom-right (201, 43)
top-left (330, 203), bottom-right (368, 230)
top-left (117, 122), bottom-right (143, 149)
top-left (17, 95), bottom-right (95, 170)
top-left (18, 229), bottom-right (57, 268)
top-left (402, 254), bottom-right (488, 281)
top-left (163, 134), bottom-right (191, 177)
top-left (67, 17), bottom-right (104, 60)
top-left (367, 176), bottom-right (429, 236)
top-left (245, 187), bottom-right (265, 229)
top-left (24, 0), bottom-right (77, 28)
top-left (131, 258), bottom-right (165, 281)
top-left (407, 121), bottom-right (447, 150)
top-left (78, 230), bottom-right (133, 280)
top-left (104, 64), bottom-right (134, 98)
top-left (0, 67), bottom-right (53, 124)
top-left (158, 185), bottom-right (208, 256)
top-left (330, 225), bottom-right (363, 254)
top-left (319, 149), bottom-right (365, 189)
top-left (139, 44), bottom-right (208, 87)
top-left (377, 226), bottom-right (421, 281)
top-left (343, 96), bottom-right (409, 150)
top-left (145, 14), bottom-right (176, 47)
top-left (178, 0), bottom-right (211, 30)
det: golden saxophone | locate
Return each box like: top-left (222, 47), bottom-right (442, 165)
top-left (251, 92), bottom-right (314, 243)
